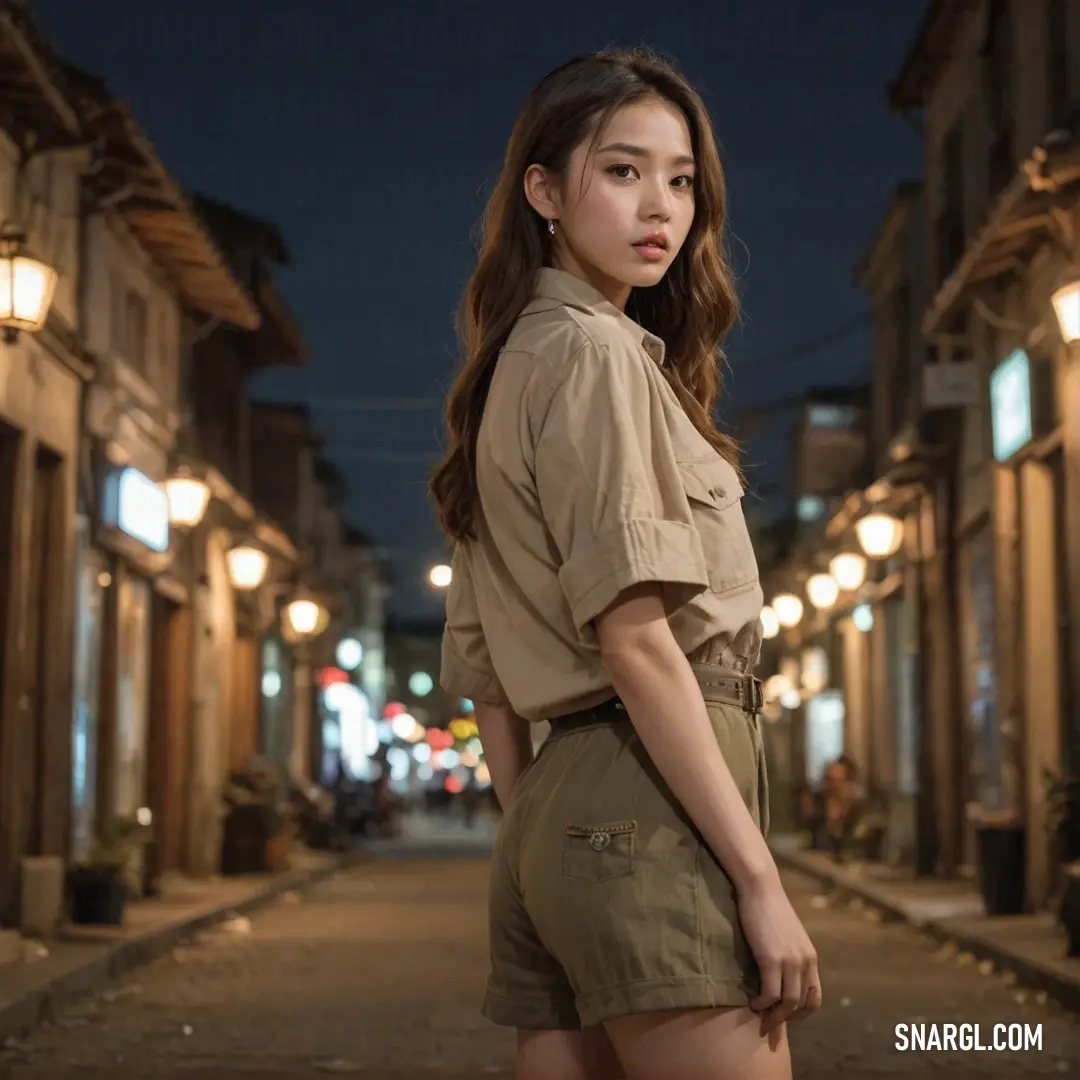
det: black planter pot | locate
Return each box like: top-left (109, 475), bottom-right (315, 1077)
top-left (976, 825), bottom-right (1026, 915)
top-left (861, 826), bottom-right (886, 862)
top-left (68, 865), bottom-right (128, 926)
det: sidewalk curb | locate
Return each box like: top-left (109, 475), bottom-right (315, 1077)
top-left (773, 844), bottom-right (1080, 1016)
top-left (0, 853), bottom-right (358, 1045)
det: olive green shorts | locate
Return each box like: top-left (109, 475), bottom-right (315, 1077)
top-left (482, 665), bottom-right (771, 1030)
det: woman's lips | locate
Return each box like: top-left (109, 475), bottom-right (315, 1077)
top-left (633, 242), bottom-right (667, 261)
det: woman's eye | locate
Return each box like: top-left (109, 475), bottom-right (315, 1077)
top-left (672, 174), bottom-right (694, 189)
top-left (608, 163), bottom-right (637, 180)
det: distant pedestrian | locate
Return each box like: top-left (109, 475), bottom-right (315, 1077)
top-left (429, 48), bottom-right (818, 1079)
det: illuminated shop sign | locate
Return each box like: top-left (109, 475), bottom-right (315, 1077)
top-left (990, 349), bottom-right (1033, 463)
top-left (102, 467), bottom-right (170, 553)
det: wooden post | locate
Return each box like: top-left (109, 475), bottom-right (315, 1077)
top-left (1018, 458), bottom-right (1063, 910)
top-left (1060, 355), bottom-right (1080, 777)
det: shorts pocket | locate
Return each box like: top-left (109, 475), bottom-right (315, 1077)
top-left (563, 821), bottom-right (636, 882)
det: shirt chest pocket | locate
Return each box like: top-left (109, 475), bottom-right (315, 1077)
top-left (677, 457), bottom-right (759, 595)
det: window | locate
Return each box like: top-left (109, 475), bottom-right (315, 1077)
top-left (808, 404), bottom-right (857, 429)
top-left (109, 275), bottom-right (149, 373)
top-left (114, 572), bottom-right (152, 817)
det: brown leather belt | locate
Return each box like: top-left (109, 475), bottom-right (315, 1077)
top-left (548, 669), bottom-right (763, 736)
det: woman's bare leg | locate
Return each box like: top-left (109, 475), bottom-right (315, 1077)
top-left (516, 1026), bottom-right (627, 1080)
top-left (604, 1007), bottom-right (792, 1080)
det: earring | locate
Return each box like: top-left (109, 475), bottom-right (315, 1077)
top-left (547, 219), bottom-right (556, 236)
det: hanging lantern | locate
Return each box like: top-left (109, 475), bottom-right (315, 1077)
top-left (0, 224), bottom-right (58, 342)
top-left (164, 468), bottom-right (211, 528)
top-left (286, 598), bottom-right (320, 635)
top-left (284, 586), bottom-right (328, 639)
top-left (855, 512), bottom-right (903, 559)
top-left (764, 672), bottom-right (792, 702)
top-left (760, 605), bottom-right (780, 640)
top-left (806, 573), bottom-right (840, 611)
top-left (829, 551), bottom-right (867, 591)
top-left (1052, 280), bottom-right (1080, 343)
top-left (226, 545), bottom-right (269, 590)
top-left (772, 593), bottom-right (804, 628)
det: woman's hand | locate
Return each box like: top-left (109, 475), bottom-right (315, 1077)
top-left (737, 873), bottom-right (822, 1035)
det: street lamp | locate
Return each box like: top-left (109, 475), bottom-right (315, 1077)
top-left (225, 545), bottom-right (269, 591)
top-left (428, 563), bottom-right (452, 589)
top-left (829, 551), bottom-right (867, 591)
top-left (806, 573), bottom-right (840, 611)
top-left (772, 592), bottom-right (804, 629)
top-left (0, 223), bottom-right (58, 344)
top-left (764, 673), bottom-right (793, 702)
top-left (855, 511), bottom-right (903, 559)
top-left (1051, 280), bottom-right (1080, 343)
top-left (284, 588), bottom-right (328, 639)
top-left (164, 467), bottom-right (211, 529)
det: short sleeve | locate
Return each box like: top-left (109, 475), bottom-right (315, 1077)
top-left (440, 544), bottom-right (506, 704)
top-left (532, 338), bottom-right (710, 633)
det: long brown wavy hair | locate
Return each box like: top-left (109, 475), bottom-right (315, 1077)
top-left (430, 47), bottom-right (742, 543)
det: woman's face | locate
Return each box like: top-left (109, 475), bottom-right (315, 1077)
top-left (527, 97), bottom-right (697, 309)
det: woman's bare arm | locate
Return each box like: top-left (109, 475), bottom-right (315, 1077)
top-left (594, 582), bottom-right (776, 889)
top-left (595, 581), bottom-right (820, 1029)
top-left (474, 702), bottom-right (535, 810)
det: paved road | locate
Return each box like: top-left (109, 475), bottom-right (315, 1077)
top-left (1, 830), bottom-right (1078, 1078)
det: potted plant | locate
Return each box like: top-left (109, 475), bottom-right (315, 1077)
top-left (1045, 768), bottom-right (1080, 957)
top-left (221, 760), bottom-right (288, 875)
top-left (973, 806), bottom-right (1026, 916)
top-left (67, 814), bottom-right (151, 926)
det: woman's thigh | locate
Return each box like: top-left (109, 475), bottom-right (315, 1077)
top-left (516, 1025), bottom-right (626, 1080)
top-left (605, 1007), bottom-right (792, 1080)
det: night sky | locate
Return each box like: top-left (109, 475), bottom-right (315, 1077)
top-left (34, 0), bottom-right (925, 620)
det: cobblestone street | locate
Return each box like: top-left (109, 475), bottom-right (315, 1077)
top-left (1, 826), bottom-right (1078, 1078)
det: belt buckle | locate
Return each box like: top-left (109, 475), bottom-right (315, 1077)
top-left (741, 674), bottom-right (763, 713)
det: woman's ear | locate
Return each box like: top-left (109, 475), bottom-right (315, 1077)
top-left (523, 164), bottom-right (560, 224)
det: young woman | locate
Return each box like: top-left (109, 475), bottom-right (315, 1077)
top-left (430, 48), bottom-right (821, 1080)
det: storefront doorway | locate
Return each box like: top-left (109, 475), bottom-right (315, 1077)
top-left (71, 520), bottom-right (108, 862)
top-left (958, 522), bottom-right (1000, 872)
top-left (884, 587), bottom-right (920, 865)
top-left (146, 593), bottom-right (192, 879)
top-left (0, 434), bottom-right (68, 925)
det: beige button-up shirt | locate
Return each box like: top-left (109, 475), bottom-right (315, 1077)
top-left (440, 268), bottom-right (763, 723)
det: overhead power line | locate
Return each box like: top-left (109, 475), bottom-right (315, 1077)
top-left (303, 312), bottom-right (873, 414)
top-left (307, 397), bottom-right (442, 411)
top-left (331, 450), bottom-right (440, 463)
top-left (730, 311), bottom-right (872, 373)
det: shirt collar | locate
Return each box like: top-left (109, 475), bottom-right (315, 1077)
top-left (527, 267), bottom-right (667, 366)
